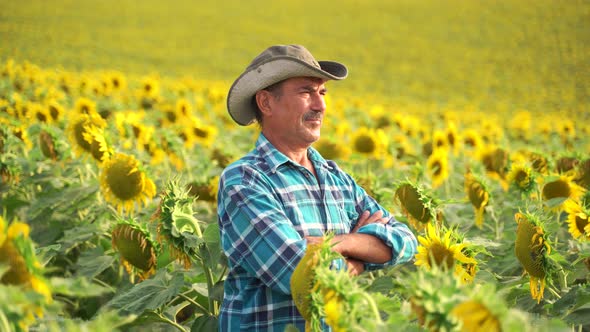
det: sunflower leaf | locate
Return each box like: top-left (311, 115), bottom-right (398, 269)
top-left (103, 270), bottom-right (184, 315)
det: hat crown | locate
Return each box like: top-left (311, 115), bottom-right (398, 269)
top-left (247, 44), bottom-right (321, 71)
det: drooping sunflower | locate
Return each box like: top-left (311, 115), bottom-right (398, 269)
top-left (563, 200), bottom-right (590, 241)
top-left (555, 156), bottom-right (579, 175)
top-left (514, 211), bottom-right (553, 303)
top-left (415, 223), bottom-right (478, 283)
top-left (506, 163), bottom-right (536, 195)
top-left (66, 112), bottom-right (107, 157)
top-left (464, 172), bottom-right (490, 228)
top-left (39, 128), bottom-right (59, 160)
top-left (99, 152), bottom-right (157, 214)
top-left (575, 158), bottom-right (590, 190)
top-left (394, 181), bottom-right (439, 231)
top-left (426, 148), bottom-right (450, 189)
top-left (479, 145), bottom-right (509, 191)
top-left (540, 174), bottom-right (586, 211)
top-left (111, 218), bottom-right (158, 282)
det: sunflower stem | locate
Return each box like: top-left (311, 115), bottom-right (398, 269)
top-left (152, 310), bottom-right (187, 332)
top-left (362, 292), bottom-right (383, 324)
top-left (179, 293), bottom-right (209, 314)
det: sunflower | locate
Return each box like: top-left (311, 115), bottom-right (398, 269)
top-left (175, 98), bottom-right (193, 118)
top-left (432, 129), bottom-right (448, 151)
top-left (189, 119), bottom-right (218, 148)
top-left (506, 163), bottom-right (536, 195)
top-left (66, 112), bottom-right (107, 157)
top-left (415, 223), bottom-right (478, 283)
top-left (479, 145), bottom-right (509, 190)
top-left (555, 156), bottom-right (579, 175)
top-left (82, 125), bottom-right (112, 164)
top-left (99, 152), bottom-right (157, 214)
top-left (111, 219), bottom-right (158, 282)
top-left (426, 148), bottom-right (450, 189)
top-left (186, 176), bottom-right (219, 203)
top-left (528, 152), bottom-right (549, 175)
top-left (73, 97), bottom-right (97, 116)
top-left (445, 122), bottom-right (459, 156)
top-left (464, 172), bottom-right (489, 228)
top-left (314, 138), bottom-right (351, 161)
top-left (540, 174), bottom-right (586, 211)
top-left (0, 216), bottom-right (52, 329)
top-left (39, 129), bottom-right (58, 160)
top-left (514, 212), bottom-right (552, 303)
top-left (46, 99), bottom-right (64, 122)
top-left (575, 158), bottom-right (590, 190)
top-left (563, 200), bottom-right (590, 241)
top-left (350, 126), bottom-right (388, 158)
top-left (12, 125), bottom-right (33, 151)
top-left (394, 181), bottom-right (439, 231)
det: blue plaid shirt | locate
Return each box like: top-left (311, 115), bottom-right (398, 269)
top-left (217, 133), bottom-right (417, 331)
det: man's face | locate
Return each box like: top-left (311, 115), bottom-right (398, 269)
top-left (263, 76), bottom-right (327, 148)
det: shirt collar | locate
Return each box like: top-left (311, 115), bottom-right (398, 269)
top-left (255, 133), bottom-right (332, 173)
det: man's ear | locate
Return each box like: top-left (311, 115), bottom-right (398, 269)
top-left (255, 90), bottom-right (272, 115)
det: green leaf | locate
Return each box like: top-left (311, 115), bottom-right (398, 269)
top-left (50, 276), bottom-right (113, 297)
top-left (75, 248), bottom-right (116, 279)
top-left (190, 313), bottom-right (218, 332)
top-left (202, 223), bottom-right (220, 245)
top-left (104, 270), bottom-right (184, 315)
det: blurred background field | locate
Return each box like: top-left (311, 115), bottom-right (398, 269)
top-left (1, 1), bottom-right (590, 331)
top-left (1, 0), bottom-right (588, 113)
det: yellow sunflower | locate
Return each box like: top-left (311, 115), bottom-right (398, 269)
top-left (66, 112), bottom-right (107, 157)
top-left (464, 172), bottom-right (489, 228)
top-left (46, 99), bottom-right (64, 123)
top-left (541, 174), bottom-right (586, 211)
top-left (313, 138), bottom-right (352, 161)
top-left (563, 200), bottom-right (590, 241)
top-left (350, 126), bottom-right (388, 158)
top-left (82, 125), bottom-right (112, 164)
top-left (99, 152), bottom-right (157, 214)
top-left (451, 300), bottom-right (501, 332)
top-left (514, 212), bottom-right (552, 303)
top-left (506, 163), bottom-right (536, 195)
top-left (73, 97), bottom-right (98, 116)
top-left (415, 223), bottom-right (478, 283)
top-left (426, 148), bottom-right (450, 189)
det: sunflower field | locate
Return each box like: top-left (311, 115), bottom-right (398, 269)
top-left (1, 0), bottom-right (589, 331)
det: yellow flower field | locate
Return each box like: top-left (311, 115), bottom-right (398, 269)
top-left (1, 1), bottom-right (589, 331)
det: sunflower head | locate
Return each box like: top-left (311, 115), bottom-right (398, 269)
top-left (39, 129), bottom-right (59, 161)
top-left (415, 223), bottom-right (479, 283)
top-left (313, 138), bottom-right (351, 161)
top-left (480, 145), bottom-right (509, 186)
top-left (99, 152), bottom-right (157, 214)
top-left (350, 126), bottom-right (387, 157)
top-left (66, 112), bottom-right (107, 157)
top-left (506, 163), bottom-right (536, 195)
top-left (541, 174), bottom-right (586, 211)
top-left (575, 158), bottom-right (590, 190)
top-left (394, 181), bottom-right (440, 232)
top-left (464, 172), bottom-right (490, 228)
top-left (514, 211), bottom-right (556, 303)
top-left (151, 179), bottom-right (204, 268)
top-left (111, 218), bottom-right (158, 282)
top-left (0, 216), bottom-right (51, 302)
top-left (563, 200), bottom-right (590, 241)
top-left (426, 148), bottom-right (450, 189)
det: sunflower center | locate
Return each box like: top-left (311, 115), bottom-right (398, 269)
top-left (106, 159), bottom-right (144, 200)
top-left (74, 121), bottom-right (92, 152)
top-left (432, 161), bottom-right (442, 176)
top-left (542, 180), bottom-right (571, 200)
top-left (429, 242), bottom-right (455, 269)
top-left (354, 135), bottom-right (376, 154)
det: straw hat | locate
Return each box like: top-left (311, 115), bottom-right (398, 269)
top-left (227, 44), bottom-right (348, 126)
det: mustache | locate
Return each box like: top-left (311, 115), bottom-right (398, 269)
top-left (303, 111), bottom-right (323, 121)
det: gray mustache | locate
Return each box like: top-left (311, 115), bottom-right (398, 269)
top-left (303, 112), bottom-right (322, 121)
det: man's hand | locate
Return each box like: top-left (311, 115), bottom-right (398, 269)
top-left (346, 258), bottom-right (365, 276)
top-left (351, 210), bottom-right (390, 233)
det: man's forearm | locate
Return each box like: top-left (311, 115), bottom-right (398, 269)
top-left (332, 233), bottom-right (392, 264)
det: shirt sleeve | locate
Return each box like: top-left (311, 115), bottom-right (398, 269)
top-left (345, 173), bottom-right (418, 271)
top-left (218, 164), bottom-right (306, 295)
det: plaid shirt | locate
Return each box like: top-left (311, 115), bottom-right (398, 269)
top-left (217, 133), bottom-right (417, 331)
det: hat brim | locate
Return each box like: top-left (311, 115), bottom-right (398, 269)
top-left (227, 56), bottom-right (347, 126)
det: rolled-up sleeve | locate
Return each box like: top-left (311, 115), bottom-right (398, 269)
top-left (357, 218), bottom-right (418, 270)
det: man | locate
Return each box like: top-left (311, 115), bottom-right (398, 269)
top-left (217, 44), bottom-right (417, 331)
